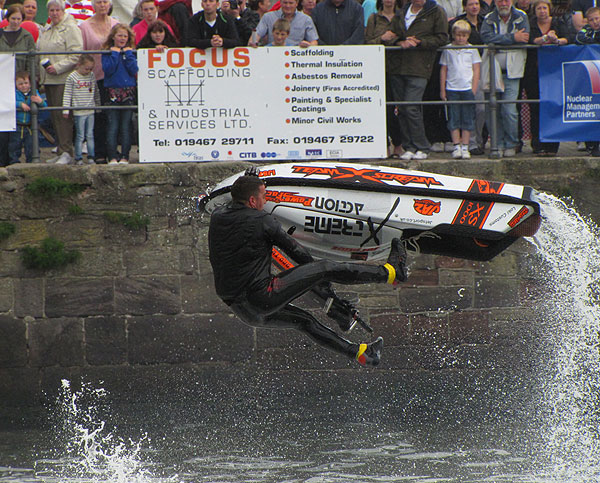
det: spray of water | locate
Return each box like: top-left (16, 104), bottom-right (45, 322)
top-left (43, 379), bottom-right (155, 483)
top-left (533, 193), bottom-right (600, 480)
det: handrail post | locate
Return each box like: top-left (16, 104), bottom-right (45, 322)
top-left (29, 50), bottom-right (40, 164)
top-left (488, 45), bottom-right (501, 159)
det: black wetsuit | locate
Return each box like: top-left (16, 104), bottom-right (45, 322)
top-left (208, 201), bottom-right (388, 358)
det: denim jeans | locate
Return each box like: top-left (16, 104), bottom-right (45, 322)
top-left (8, 125), bottom-right (32, 163)
top-left (74, 114), bottom-right (95, 160)
top-left (389, 75), bottom-right (431, 153)
top-left (446, 90), bottom-right (475, 132)
top-left (486, 75), bottom-right (520, 150)
top-left (106, 108), bottom-right (133, 161)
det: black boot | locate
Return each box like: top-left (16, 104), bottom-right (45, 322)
top-left (383, 238), bottom-right (408, 285)
top-left (356, 337), bottom-right (383, 367)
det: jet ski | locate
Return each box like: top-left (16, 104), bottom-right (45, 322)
top-left (199, 162), bottom-right (541, 262)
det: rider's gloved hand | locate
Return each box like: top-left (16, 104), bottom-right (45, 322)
top-left (244, 166), bottom-right (260, 177)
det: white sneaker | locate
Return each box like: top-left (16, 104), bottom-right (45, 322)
top-left (46, 155), bottom-right (61, 163)
top-left (430, 142), bottom-right (444, 153)
top-left (444, 142), bottom-right (455, 152)
top-left (451, 145), bottom-right (462, 159)
top-left (577, 141), bottom-right (587, 151)
top-left (400, 151), bottom-right (415, 160)
top-left (108, 159), bottom-right (119, 164)
top-left (461, 145), bottom-right (471, 159)
top-left (413, 151), bottom-right (428, 160)
top-left (118, 159), bottom-right (129, 164)
top-left (76, 159), bottom-right (84, 165)
top-left (86, 158), bottom-right (96, 165)
top-left (55, 152), bottom-right (73, 165)
top-left (51, 146), bottom-right (58, 154)
top-left (503, 148), bottom-right (516, 157)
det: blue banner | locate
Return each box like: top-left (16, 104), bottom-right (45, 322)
top-left (539, 45), bottom-right (600, 141)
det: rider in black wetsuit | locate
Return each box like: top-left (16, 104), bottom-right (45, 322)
top-left (208, 173), bottom-right (408, 366)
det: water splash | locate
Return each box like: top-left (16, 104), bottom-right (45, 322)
top-left (38, 379), bottom-right (157, 483)
top-left (533, 193), bottom-right (600, 480)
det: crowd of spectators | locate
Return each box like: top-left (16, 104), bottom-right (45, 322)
top-left (0, 0), bottom-right (599, 165)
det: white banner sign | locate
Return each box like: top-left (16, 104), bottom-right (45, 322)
top-left (0, 54), bottom-right (16, 132)
top-left (137, 46), bottom-right (387, 163)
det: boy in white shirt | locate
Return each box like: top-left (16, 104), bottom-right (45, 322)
top-left (440, 20), bottom-right (481, 159)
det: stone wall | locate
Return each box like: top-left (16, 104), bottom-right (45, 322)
top-left (0, 158), bottom-right (598, 406)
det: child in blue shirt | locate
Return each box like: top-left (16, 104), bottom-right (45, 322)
top-left (102, 23), bottom-right (138, 164)
top-left (10, 71), bottom-right (46, 164)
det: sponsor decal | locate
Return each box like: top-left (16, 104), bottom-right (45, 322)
top-left (327, 149), bottom-right (343, 158)
top-left (271, 247), bottom-right (294, 270)
top-left (315, 197), bottom-right (364, 215)
top-left (305, 149), bottom-right (323, 156)
top-left (351, 252), bottom-right (369, 261)
top-left (258, 169), bottom-right (276, 177)
top-left (211, 150), bottom-right (220, 159)
top-left (240, 152), bottom-right (257, 158)
top-left (452, 200), bottom-right (494, 229)
top-left (261, 152), bottom-right (277, 158)
top-left (468, 179), bottom-right (504, 194)
top-left (562, 60), bottom-right (600, 122)
top-left (291, 165), bottom-right (443, 187)
top-left (265, 190), bottom-right (314, 207)
top-left (413, 199), bottom-right (441, 216)
top-left (508, 206), bottom-right (530, 228)
top-left (287, 150), bottom-right (300, 158)
top-left (304, 216), bottom-right (364, 237)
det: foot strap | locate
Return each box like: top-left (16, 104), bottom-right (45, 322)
top-left (383, 263), bottom-right (396, 284)
top-left (356, 343), bottom-right (368, 365)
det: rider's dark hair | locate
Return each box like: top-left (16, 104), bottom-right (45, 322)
top-left (231, 176), bottom-right (265, 203)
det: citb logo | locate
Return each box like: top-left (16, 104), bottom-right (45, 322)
top-left (240, 152), bottom-right (257, 158)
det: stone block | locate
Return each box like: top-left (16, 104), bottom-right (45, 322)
top-left (368, 310), bottom-right (410, 345)
top-left (405, 268), bottom-right (439, 286)
top-left (46, 278), bottom-right (114, 317)
top-left (85, 316), bottom-right (127, 365)
top-left (5, 220), bottom-right (48, 250)
top-left (474, 277), bottom-right (519, 308)
top-left (181, 271), bottom-right (226, 314)
top-left (439, 269), bottom-right (474, 286)
top-left (123, 248), bottom-right (180, 276)
top-left (0, 278), bottom-right (12, 312)
top-left (435, 256), bottom-right (467, 269)
top-left (0, 316), bottom-right (27, 367)
top-left (399, 286), bottom-right (473, 313)
top-left (475, 251), bottom-right (518, 276)
top-left (411, 313), bottom-right (448, 345)
top-left (68, 248), bottom-right (123, 277)
top-left (115, 276), bottom-right (180, 315)
top-left (0, 368), bottom-right (41, 406)
top-left (127, 313), bottom-right (252, 364)
top-left (449, 311), bottom-right (491, 344)
top-left (28, 318), bottom-right (84, 367)
top-left (14, 278), bottom-right (44, 318)
top-left (103, 220), bottom-right (148, 246)
top-left (0, 251), bottom-right (24, 278)
top-left (46, 216), bottom-right (105, 248)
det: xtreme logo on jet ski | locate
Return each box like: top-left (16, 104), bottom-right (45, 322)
top-left (289, 165), bottom-right (444, 187)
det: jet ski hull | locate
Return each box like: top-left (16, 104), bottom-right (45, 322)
top-left (199, 162), bottom-right (541, 261)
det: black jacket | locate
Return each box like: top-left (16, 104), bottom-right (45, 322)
top-left (185, 10), bottom-right (240, 48)
top-left (208, 202), bottom-right (313, 302)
